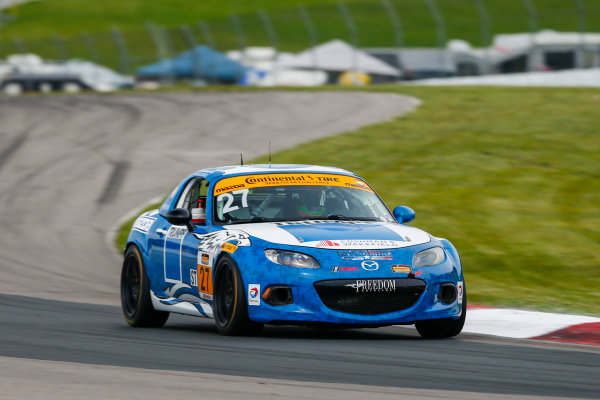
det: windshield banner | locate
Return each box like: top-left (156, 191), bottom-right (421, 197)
top-left (214, 174), bottom-right (374, 195)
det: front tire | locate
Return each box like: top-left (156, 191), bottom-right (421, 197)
top-left (120, 245), bottom-right (169, 327)
top-left (415, 284), bottom-right (467, 339)
top-left (213, 254), bottom-right (263, 336)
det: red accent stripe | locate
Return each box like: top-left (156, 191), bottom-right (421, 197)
top-left (532, 322), bottom-right (600, 346)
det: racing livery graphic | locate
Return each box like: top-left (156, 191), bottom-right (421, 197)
top-left (121, 164), bottom-right (466, 337)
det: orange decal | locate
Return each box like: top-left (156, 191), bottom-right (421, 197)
top-left (221, 242), bottom-right (238, 254)
top-left (214, 173), bottom-right (374, 194)
top-left (391, 265), bottom-right (412, 274)
top-left (197, 265), bottom-right (213, 296)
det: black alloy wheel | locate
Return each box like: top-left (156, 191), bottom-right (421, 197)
top-left (120, 245), bottom-right (169, 327)
top-left (214, 262), bottom-right (235, 326)
top-left (122, 253), bottom-right (141, 317)
top-left (213, 255), bottom-right (263, 336)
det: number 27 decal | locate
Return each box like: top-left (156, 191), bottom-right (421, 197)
top-left (217, 189), bottom-right (249, 214)
top-left (197, 265), bottom-right (213, 295)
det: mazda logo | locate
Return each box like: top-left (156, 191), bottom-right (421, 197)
top-left (361, 260), bottom-right (379, 271)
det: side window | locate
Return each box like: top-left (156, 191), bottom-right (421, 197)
top-left (176, 178), bottom-right (209, 225)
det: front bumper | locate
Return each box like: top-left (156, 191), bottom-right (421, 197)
top-left (242, 257), bottom-right (464, 326)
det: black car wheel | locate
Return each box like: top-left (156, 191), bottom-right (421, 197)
top-left (120, 245), bottom-right (169, 327)
top-left (415, 283), bottom-right (467, 339)
top-left (213, 254), bottom-right (263, 336)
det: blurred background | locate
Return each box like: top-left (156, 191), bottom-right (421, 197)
top-left (1, 0), bottom-right (600, 92)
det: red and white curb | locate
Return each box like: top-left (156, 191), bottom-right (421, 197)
top-left (463, 306), bottom-right (600, 346)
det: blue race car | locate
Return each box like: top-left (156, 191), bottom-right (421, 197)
top-left (121, 164), bottom-right (466, 337)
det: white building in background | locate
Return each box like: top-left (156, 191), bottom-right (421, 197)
top-left (366, 30), bottom-right (600, 79)
top-left (491, 30), bottom-right (600, 72)
top-left (228, 41), bottom-right (400, 86)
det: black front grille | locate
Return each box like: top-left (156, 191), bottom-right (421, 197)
top-left (314, 278), bottom-right (426, 315)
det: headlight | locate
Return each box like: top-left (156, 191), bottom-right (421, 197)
top-left (413, 247), bottom-right (445, 268)
top-left (265, 249), bottom-right (320, 269)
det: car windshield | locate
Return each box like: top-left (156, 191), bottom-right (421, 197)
top-left (212, 173), bottom-right (394, 224)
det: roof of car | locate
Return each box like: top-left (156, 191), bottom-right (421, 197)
top-left (159, 164), bottom-right (365, 215)
top-left (196, 164), bottom-right (358, 181)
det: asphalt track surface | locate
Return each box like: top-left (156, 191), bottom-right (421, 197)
top-left (0, 92), bottom-right (598, 399)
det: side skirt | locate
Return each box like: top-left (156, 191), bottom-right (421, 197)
top-left (150, 291), bottom-right (214, 318)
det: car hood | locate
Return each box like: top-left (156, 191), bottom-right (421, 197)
top-left (224, 220), bottom-right (430, 249)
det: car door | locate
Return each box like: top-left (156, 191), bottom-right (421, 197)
top-left (157, 178), bottom-right (211, 299)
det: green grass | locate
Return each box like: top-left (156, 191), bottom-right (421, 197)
top-left (114, 85), bottom-right (600, 315)
top-left (251, 86), bottom-right (600, 315)
top-left (2, 0), bottom-right (600, 71)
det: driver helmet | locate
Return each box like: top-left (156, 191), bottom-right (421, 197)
top-left (295, 187), bottom-right (325, 217)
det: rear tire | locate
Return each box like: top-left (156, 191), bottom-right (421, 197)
top-left (120, 245), bottom-right (169, 327)
top-left (213, 254), bottom-right (263, 336)
top-left (415, 284), bottom-right (467, 339)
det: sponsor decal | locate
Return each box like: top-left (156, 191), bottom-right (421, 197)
top-left (391, 264), bottom-right (412, 273)
top-left (248, 284), bottom-right (260, 306)
top-left (332, 266), bottom-right (360, 272)
top-left (132, 216), bottom-right (156, 233)
top-left (197, 265), bottom-right (213, 298)
top-left (214, 173), bottom-right (374, 194)
top-left (312, 239), bottom-right (403, 248)
top-left (167, 225), bottom-right (187, 239)
top-left (275, 220), bottom-right (371, 226)
top-left (214, 183), bottom-right (246, 194)
top-left (457, 281), bottom-right (464, 304)
top-left (345, 279), bottom-right (396, 293)
top-left (361, 260), bottom-right (379, 271)
top-left (199, 292), bottom-right (213, 301)
top-left (199, 253), bottom-right (210, 266)
top-left (190, 269), bottom-right (198, 287)
top-left (195, 230), bottom-right (251, 254)
top-left (221, 242), bottom-right (238, 254)
top-left (337, 249), bottom-right (392, 261)
top-left (316, 240), bottom-right (340, 248)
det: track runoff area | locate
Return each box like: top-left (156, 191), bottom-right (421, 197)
top-left (463, 306), bottom-right (600, 346)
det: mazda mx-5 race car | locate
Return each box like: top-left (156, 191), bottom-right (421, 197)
top-left (121, 164), bottom-right (466, 337)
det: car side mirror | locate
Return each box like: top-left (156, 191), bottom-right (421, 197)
top-left (393, 206), bottom-right (415, 224)
top-left (165, 208), bottom-right (196, 232)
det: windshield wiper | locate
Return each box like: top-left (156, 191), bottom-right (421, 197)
top-left (301, 215), bottom-right (379, 221)
top-left (225, 217), bottom-right (293, 225)
top-left (223, 215), bottom-right (378, 225)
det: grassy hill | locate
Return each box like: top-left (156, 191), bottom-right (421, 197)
top-left (114, 85), bottom-right (600, 316)
top-left (252, 86), bottom-right (600, 315)
top-left (1, 0), bottom-right (599, 71)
